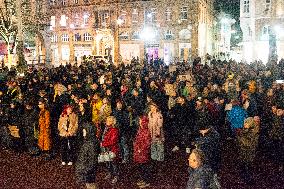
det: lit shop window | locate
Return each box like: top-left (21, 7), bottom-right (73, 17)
top-left (61, 34), bottom-right (69, 42)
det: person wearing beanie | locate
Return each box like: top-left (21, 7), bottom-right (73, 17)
top-left (133, 115), bottom-right (151, 188)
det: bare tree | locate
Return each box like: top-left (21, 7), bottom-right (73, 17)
top-left (0, 0), bottom-right (50, 67)
top-left (0, 0), bottom-right (18, 66)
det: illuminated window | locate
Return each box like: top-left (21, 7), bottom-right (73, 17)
top-left (265, 0), bottom-right (271, 11)
top-left (83, 13), bottom-right (89, 25)
top-left (102, 12), bottom-right (109, 25)
top-left (83, 33), bottom-right (92, 41)
top-left (50, 16), bottom-right (56, 30)
top-left (152, 8), bottom-right (157, 22)
top-left (62, 0), bottom-right (66, 6)
top-left (262, 25), bottom-right (271, 35)
top-left (165, 30), bottom-right (173, 40)
top-left (60, 15), bottom-right (67, 27)
top-left (132, 9), bottom-right (138, 23)
top-left (244, 0), bottom-right (250, 13)
top-left (132, 31), bottom-right (140, 40)
top-left (181, 7), bottom-right (188, 20)
top-left (74, 14), bottom-right (79, 27)
top-left (51, 34), bottom-right (58, 42)
top-left (50, 0), bottom-right (56, 6)
top-left (61, 34), bottom-right (69, 42)
top-left (121, 10), bottom-right (127, 24)
top-left (165, 8), bottom-right (171, 21)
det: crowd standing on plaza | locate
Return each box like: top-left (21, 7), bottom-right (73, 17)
top-left (0, 56), bottom-right (283, 189)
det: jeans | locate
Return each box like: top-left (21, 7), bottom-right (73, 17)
top-left (120, 136), bottom-right (129, 161)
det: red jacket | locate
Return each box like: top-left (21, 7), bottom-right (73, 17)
top-left (101, 127), bottom-right (120, 160)
top-left (133, 126), bottom-right (151, 163)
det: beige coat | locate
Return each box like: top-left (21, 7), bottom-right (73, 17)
top-left (58, 112), bottom-right (78, 137)
top-left (148, 111), bottom-right (164, 142)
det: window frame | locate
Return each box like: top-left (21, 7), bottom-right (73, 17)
top-left (165, 8), bottom-right (172, 22)
top-left (243, 0), bottom-right (250, 13)
top-left (61, 34), bottom-right (69, 42)
top-left (83, 32), bottom-right (92, 41)
top-left (180, 7), bottom-right (188, 20)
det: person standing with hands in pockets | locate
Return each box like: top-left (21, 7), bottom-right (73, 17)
top-left (58, 105), bottom-right (78, 166)
top-left (148, 102), bottom-right (164, 180)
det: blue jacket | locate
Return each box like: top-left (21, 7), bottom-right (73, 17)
top-left (227, 106), bottom-right (247, 130)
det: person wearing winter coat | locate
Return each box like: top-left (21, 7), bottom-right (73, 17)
top-left (113, 100), bottom-right (130, 163)
top-left (171, 96), bottom-right (194, 153)
top-left (5, 100), bottom-right (22, 151)
top-left (133, 115), bottom-right (151, 188)
top-left (194, 124), bottom-right (221, 173)
top-left (268, 105), bottom-right (283, 171)
top-left (75, 119), bottom-right (99, 189)
top-left (38, 99), bottom-right (52, 160)
top-left (91, 93), bottom-right (103, 138)
top-left (148, 103), bottom-right (164, 161)
top-left (186, 149), bottom-right (219, 189)
top-left (21, 101), bottom-right (39, 155)
top-left (99, 97), bottom-right (112, 131)
top-left (58, 105), bottom-right (78, 165)
top-left (227, 100), bottom-right (248, 136)
top-left (237, 117), bottom-right (259, 184)
top-left (101, 116), bottom-right (120, 185)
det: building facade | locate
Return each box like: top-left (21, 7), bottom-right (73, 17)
top-left (47, 0), bottom-right (215, 66)
top-left (240, 0), bottom-right (284, 63)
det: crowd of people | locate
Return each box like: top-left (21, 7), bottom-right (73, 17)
top-left (0, 57), bottom-right (283, 189)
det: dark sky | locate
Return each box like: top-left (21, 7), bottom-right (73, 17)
top-left (214, 0), bottom-right (240, 20)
